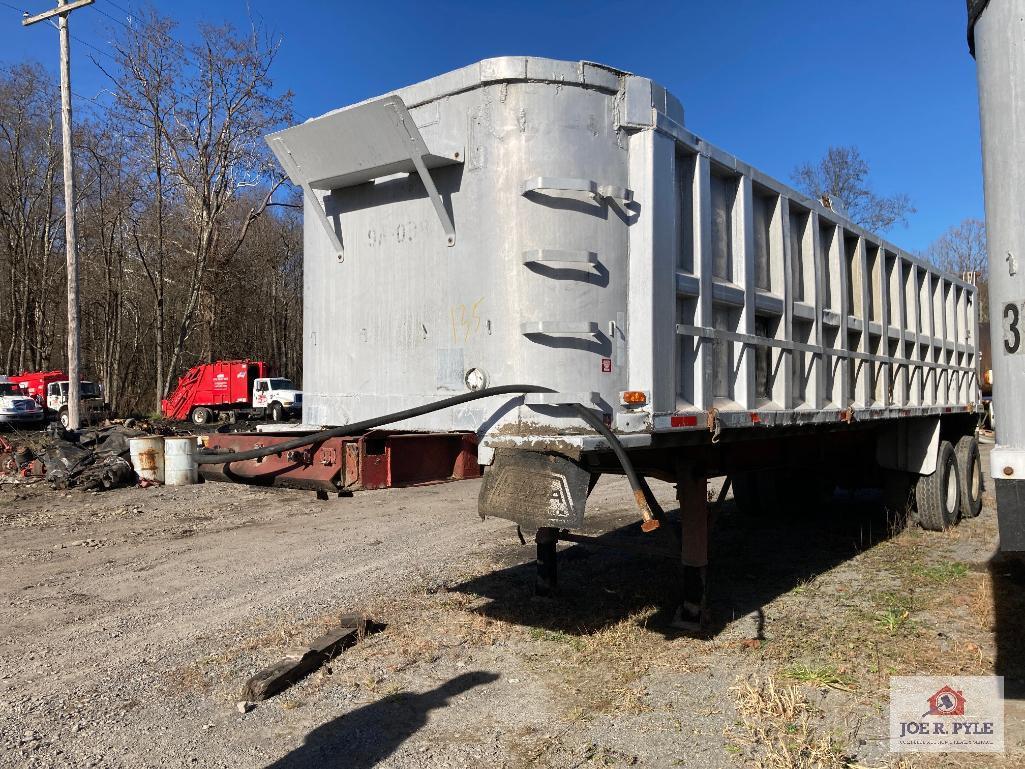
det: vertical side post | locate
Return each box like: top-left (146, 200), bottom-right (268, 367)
top-left (627, 130), bottom-right (677, 411)
top-left (694, 155), bottom-right (714, 410)
top-left (737, 176), bottom-right (756, 409)
top-left (780, 198), bottom-right (795, 408)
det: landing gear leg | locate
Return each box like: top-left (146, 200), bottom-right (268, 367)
top-left (673, 465), bottom-right (710, 632)
top-left (535, 526), bottom-right (558, 597)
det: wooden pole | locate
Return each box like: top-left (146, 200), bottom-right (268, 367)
top-left (24, 0), bottom-right (94, 429)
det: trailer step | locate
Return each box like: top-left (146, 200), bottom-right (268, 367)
top-left (198, 430), bottom-right (480, 492)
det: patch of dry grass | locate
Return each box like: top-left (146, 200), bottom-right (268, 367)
top-left (728, 675), bottom-right (852, 769)
top-left (782, 664), bottom-right (855, 692)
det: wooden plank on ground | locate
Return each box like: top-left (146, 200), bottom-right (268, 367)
top-left (243, 614), bottom-right (368, 701)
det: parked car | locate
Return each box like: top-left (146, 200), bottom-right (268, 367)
top-left (0, 376), bottom-right (45, 426)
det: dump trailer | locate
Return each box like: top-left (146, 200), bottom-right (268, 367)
top-left (968, 0), bottom-right (1025, 550)
top-left (203, 57), bottom-right (981, 628)
top-left (160, 360), bottom-right (302, 425)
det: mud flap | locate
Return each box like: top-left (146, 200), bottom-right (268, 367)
top-left (478, 450), bottom-right (590, 529)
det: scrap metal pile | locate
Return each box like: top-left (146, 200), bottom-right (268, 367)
top-left (0, 420), bottom-right (180, 491)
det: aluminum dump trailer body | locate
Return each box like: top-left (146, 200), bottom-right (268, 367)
top-left (268, 57), bottom-right (984, 623)
top-left (268, 57), bottom-right (979, 457)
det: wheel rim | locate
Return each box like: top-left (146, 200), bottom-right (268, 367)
top-left (945, 464), bottom-right (958, 513)
top-left (970, 454), bottom-right (980, 500)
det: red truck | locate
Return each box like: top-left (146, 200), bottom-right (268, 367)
top-left (7, 370), bottom-right (107, 427)
top-left (160, 360), bottom-right (303, 425)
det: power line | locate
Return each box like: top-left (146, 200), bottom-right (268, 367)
top-left (3, 1), bottom-right (305, 124)
top-left (103, 0), bottom-right (133, 19)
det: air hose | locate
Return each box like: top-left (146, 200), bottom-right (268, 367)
top-left (194, 384), bottom-right (664, 531)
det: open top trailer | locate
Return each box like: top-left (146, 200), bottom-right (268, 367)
top-left (203, 57), bottom-right (982, 629)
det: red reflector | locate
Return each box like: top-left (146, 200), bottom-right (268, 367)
top-left (671, 415), bottom-right (698, 427)
top-left (750, 413), bottom-right (761, 423)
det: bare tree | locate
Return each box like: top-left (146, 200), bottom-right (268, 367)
top-left (0, 63), bottom-right (63, 373)
top-left (0, 18), bottom-right (302, 415)
top-left (792, 145), bottom-right (915, 232)
top-left (103, 12), bottom-right (292, 405)
top-left (103, 9), bottom-right (182, 406)
top-left (926, 218), bottom-right (988, 321)
top-left (159, 21), bottom-right (292, 374)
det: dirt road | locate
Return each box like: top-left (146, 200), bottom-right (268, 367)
top-left (1, 442), bottom-right (1022, 768)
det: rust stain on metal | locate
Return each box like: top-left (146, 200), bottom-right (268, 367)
top-left (138, 449), bottom-right (157, 471)
top-left (636, 488), bottom-right (660, 532)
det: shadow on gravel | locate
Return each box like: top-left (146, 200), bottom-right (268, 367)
top-left (452, 489), bottom-right (903, 639)
top-left (265, 671), bottom-right (498, 769)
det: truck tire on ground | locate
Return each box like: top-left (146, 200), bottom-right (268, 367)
top-left (915, 440), bottom-right (961, 532)
top-left (955, 435), bottom-right (983, 519)
top-left (59, 407), bottom-right (69, 429)
top-left (191, 407), bottom-right (212, 426)
top-left (270, 402), bottom-right (283, 422)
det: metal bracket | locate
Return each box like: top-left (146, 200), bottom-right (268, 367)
top-left (384, 98), bottom-right (456, 248)
top-left (523, 391), bottom-right (602, 407)
top-left (522, 249), bottom-right (599, 271)
top-left (521, 321), bottom-right (600, 336)
top-left (266, 96), bottom-right (463, 259)
top-left (272, 137), bottom-right (345, 261)
top-left (521, 176), bottom-right (633, 204)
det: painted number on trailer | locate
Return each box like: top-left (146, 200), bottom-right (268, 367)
top-left (450, 298), bottom-right (484, 344)
top-left (1003, 301), bottom-right (1025, 354)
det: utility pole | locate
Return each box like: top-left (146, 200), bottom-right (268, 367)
top-left (23, 0), bottom-right (94, 430)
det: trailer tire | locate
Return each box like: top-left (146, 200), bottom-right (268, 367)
top-left (191, 407), bottom-right (213, 426)
top-left (269, 402), bottom-right (283, 422)
top-left (955, 435), bottom-right (983, 519)
top-left (915, 440), bottom-right (961, 532)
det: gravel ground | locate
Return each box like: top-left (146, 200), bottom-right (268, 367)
top-left (0, 439), bottom-right (1021, 768)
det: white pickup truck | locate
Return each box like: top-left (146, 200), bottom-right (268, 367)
top-left (0, 377), bottom-right (44, 426)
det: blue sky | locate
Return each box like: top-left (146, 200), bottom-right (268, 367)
top-left (0, 0), bottom-right (981, 252)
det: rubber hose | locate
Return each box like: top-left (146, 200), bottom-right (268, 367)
top-left (570, 404), bottom-right (662, 532)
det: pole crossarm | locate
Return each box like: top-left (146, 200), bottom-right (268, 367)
top-left (21, 0), bottom-right (93, 26)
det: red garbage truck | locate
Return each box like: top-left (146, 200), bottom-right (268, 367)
top-left (160, 360), bottom-right (302, 425)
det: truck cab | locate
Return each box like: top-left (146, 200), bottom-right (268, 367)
top-left (0, 377), bottom-right (44, 426)
top-left (46, 380), bottom-right (107, 427)
top-left (252, 377), bottom-right (302, 421)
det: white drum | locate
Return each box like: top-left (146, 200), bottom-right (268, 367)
top-left (164, 436), bottom-right (199, 486)
top-left (129, 436), bottom-right (165, 484)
